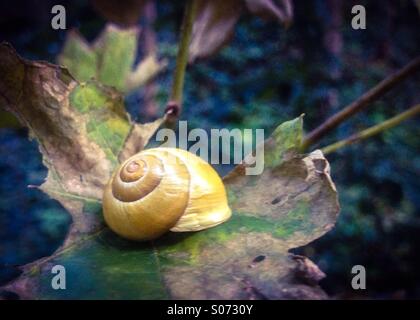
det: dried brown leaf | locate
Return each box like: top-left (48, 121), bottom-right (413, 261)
top-left (91, 0), bottom-right (147, 27)
top-left (189, 0), bottom-right (243, 62)
top-left (0, 43), bottom-right (163, 244)
top-left (245, 0), bottom-right (294, 27)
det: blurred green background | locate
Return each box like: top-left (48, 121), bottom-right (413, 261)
top-left (0, 0), bottom-right (419, 299)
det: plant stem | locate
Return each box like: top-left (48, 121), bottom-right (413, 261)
top-left (321, 104), bottom-right (420, 155)
top-left (166, 0), bottom-right (198, 123)
top-left (301, 56), bottom-right (420, 151)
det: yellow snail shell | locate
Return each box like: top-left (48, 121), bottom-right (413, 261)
top-left (102, 147), bottom-right (232, 241)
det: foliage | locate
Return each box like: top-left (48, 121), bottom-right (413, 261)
top-left (0, 44), bottom-right (338, 299)
top-left (58, 24), bottom-right (165, 93)
top-left (0, 0), bottom-right (419, 299)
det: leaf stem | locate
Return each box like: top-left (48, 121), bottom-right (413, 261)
top-left (321, 104), bottom-right (420, 155)
top-left (301, 56), bottom-right (420, 151)
top-left (166, 0), bottom-right (198, 123)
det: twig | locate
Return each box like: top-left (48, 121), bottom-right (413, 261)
top-left (301, 56), bottom-right (420, 151)
top-left (321, 104), bottom-right (420, 154)
top-left (165, 0), bottom-right (198, 123)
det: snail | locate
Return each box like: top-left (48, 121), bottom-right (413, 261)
top-left (102, 147), bottom-right (232, 241)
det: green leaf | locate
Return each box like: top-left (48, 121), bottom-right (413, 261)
top-left (0, 44), bottom-right (339, 300)
top-left (58, 24), bottom-right (165, 92)
top-left (94, 25), bottom-right (138, 90)
top-left (56, 31), bottom-right (97, 82)
top-left (264, 114), bottom-right (303, 167)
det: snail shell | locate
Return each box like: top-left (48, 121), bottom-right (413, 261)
top-left (103, 148), bottom-right (232, 241)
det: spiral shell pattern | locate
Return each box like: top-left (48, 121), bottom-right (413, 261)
top-left (103, 148), bottom-right (232, 241)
